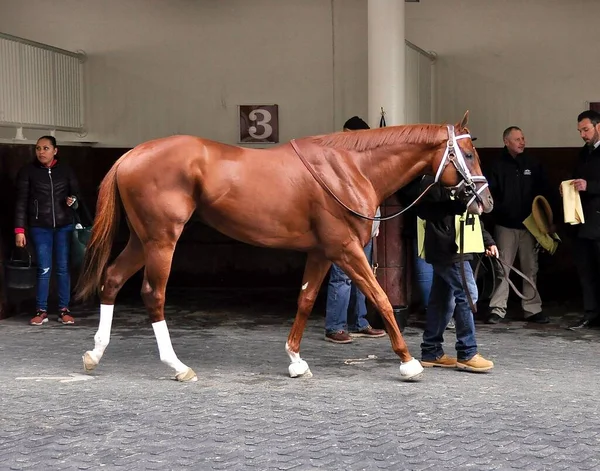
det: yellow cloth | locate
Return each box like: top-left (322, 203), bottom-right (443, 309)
top-left (531, 195), bottom-right (553, 234)
top-left (523, 214), bottom-right (561, 255)
top-left (561, 180), bottom-right (585, 225)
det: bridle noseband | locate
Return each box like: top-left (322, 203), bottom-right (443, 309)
top-left (434, 125), bottom-right (489, 207)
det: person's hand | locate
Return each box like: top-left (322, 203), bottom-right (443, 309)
top-left (485, 245), bottom-right (499, 258)
top-left (15, 233), bottom-right (26, 247)
top-left (572, 179), bottom-right (587, 192)
top-left (66, 195), bottom-right (77, 207)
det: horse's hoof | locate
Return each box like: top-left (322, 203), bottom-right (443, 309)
top-left (399, 358), bottom-right (424, 381)
top-left (289, 360), bottom-right (312, 378)
top-left (175, 368), bottom-right (198, 382)
top-left (82, 351), bottom-right (98, 373)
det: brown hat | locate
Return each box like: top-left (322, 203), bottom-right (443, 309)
top-left (532, 196), bottom-right (553, 235)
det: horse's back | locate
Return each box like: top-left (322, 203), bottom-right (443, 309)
top-left (115, 135), bottom-right (244, 193)
top-left (118, 134), bottom-right (227, 169)
top-left (112, 135), bottom-right (322, 248)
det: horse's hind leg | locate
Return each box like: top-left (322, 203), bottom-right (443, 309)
top-left (140, 240), bottom-right (196, 382)
top-left (83, 230), bottom-right (145, 373)
top-left (334, 243), bottom-right (424, 381)
top-left (286, 252), bottom-right (331, 378)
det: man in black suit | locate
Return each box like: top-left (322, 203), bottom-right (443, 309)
top-left (567, 110), bottom-right (600, 330)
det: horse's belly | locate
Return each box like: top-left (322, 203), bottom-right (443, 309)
top-left (198, 209), bottom-right (316, 251)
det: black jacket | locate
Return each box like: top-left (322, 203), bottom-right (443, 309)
top-left (416, 177), bottom-right (495, 265)
top-left (573, 144), bottom-right (600, 240)
top-left (14, 160), bottom-right (81, 230)
top-left (485, 148), bottom-right (551, 229)
top-left (396, 176), bottom-right (425, 240)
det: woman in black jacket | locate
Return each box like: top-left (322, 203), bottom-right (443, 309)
top-left (14, 136), bottom-right (81, 325)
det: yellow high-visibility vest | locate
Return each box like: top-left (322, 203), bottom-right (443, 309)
top-left (417, 213), bottom-right (485, 259)
top-left (416, 216), bottom-right (427, 259)
top-left (455, 213), bottom-right (485, 254)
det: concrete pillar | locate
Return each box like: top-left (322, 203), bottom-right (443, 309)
top-left (367, 1), bottom-right (409, 322)
top-left (367, 0), bottom-right (406, 127)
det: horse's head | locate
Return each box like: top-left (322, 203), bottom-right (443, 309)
top-left (433, 111), bottom-right (494, 215)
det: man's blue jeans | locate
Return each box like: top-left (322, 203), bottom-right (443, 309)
top-left (325, 239), bottom-right (373, 333)
top-left (412, 238), bottom-right (434, 309)
top-left (29, 225), bottom-right (73, 311)
top-left (421, 261), bottom-right (478, 361)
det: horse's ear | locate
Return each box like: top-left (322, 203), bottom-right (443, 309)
top-left (456, 110), bottom-right (469, 130)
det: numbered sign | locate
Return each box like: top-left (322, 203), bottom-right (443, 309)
top-left (239, 105), bottom-right (279, 144)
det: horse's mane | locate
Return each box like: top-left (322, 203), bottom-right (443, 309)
top-left (309, 124), bottom-right (447, 152)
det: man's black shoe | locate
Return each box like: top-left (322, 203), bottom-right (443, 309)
top-left (568, 318), bottom-right (592, 331)
top-left (526, 312), bottom-right (550, 324)
top-left (486, 314), bottom-right (502, 324)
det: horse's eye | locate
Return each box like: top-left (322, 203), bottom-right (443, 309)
top-left (465, 152), bottom-right (474, 160)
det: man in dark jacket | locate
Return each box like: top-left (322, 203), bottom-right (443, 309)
top-left (485, 126), bottom-right (550, 324)
top-left (416, 177), bottom-right (497, 372)
top-left (567, 110), bottom-right (600, 330)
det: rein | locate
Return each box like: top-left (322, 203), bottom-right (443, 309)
top-left (290, 139), bottom-right (433, 221)
top-left (290, 125), bottom-right (486, 223)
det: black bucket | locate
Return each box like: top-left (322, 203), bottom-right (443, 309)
top-left (5, 248), bottom-right (37, 290)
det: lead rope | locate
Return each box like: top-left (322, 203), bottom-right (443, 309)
top-left (459, 217), bottom-right (478, 313)
top-left (460, 220), bottom-right (539, 315)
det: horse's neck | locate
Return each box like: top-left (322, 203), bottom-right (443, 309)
top-left (361, 145), bottom-right (435, 202)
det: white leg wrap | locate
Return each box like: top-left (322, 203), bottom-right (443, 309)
top-left (89, 304), bottom-right (114, 364)
top-left (152, 320), bottom-right (189, 376)
top-left (286, 342), bottom-right (311, 378)
top-left (399, 357), bottom-right (425, 381)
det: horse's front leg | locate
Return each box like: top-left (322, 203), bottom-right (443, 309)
top-left (335, 244), bottom-right (424, 381)
top-left (286, 252), bottom-right (331, 378)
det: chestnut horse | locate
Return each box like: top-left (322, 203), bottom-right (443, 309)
top-left (76, 112), bottom-right (493, 382)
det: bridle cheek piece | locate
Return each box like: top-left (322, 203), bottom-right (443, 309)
top-left (434, 125), bottom-right (488, 207)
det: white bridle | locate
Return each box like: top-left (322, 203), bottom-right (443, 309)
top-left (434, 125), bottom-right (489, 207)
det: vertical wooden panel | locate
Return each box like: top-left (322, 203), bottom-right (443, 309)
top-left (375, 194), bottom-right (407, 308)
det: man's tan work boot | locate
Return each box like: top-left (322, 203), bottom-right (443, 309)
top-left (420, 354), bottom-right (457, 368)
top-left (456, 353), bottom-right (494, 372)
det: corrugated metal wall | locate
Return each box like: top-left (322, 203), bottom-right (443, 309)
top-left (0, 33), bottom-right (85, 132)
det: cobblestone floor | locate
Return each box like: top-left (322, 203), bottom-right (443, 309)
top-left (1, 289), bottom-right (598, 470)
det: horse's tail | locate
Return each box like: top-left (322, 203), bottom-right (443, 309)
top-left (75, 152), bottom-right (129, 303)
